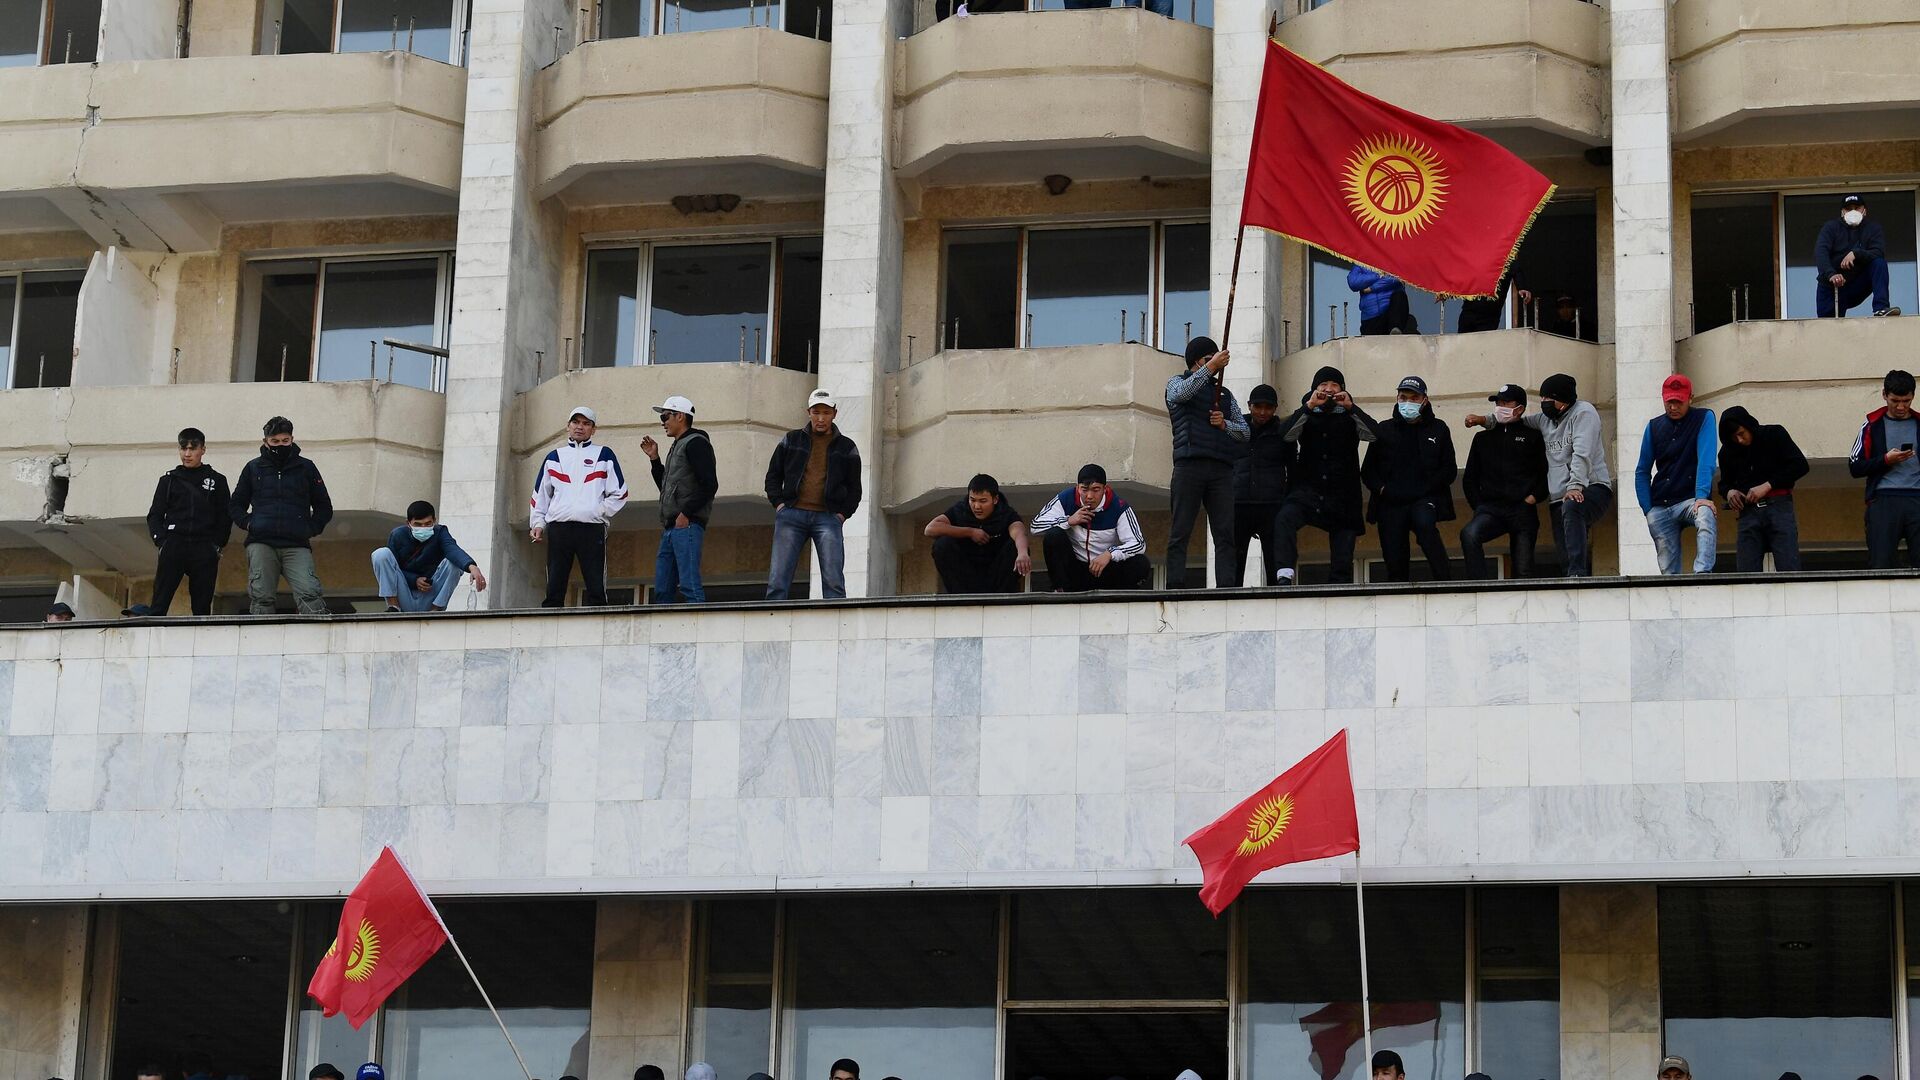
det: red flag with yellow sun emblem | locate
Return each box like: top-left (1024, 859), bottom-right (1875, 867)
top-left (1239, 40), bottom-right (1554, 299)
top-left (1184, 730), bottom-right (1359, 915)
top-left (308, 847), bottom-right (449, 1028)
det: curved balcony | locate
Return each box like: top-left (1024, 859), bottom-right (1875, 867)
top-left (894, 9), bottom-right (1211, 186)
top-left (887, 344), bottom-right (1173, 511)
top-left (1278, 329), bottom-right (1614, 414)
top-left (512, 364), bottom-right (816, 526)
top-left (535, 29), bottom-right (831, 205)
top-left (0, 53), bottom-right (466, 249)
top-left (1673, 0), bottom-right (1920, 145)
top-left (1678, 319), bottom-right (1917, 460)
top-left (1277, 0), bottom-right (1609, 154)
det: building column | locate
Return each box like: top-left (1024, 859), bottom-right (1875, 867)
top-left (0, 906), bottom-right (89, 1080)
top-left (1607, 0), bottom-right (1674, 576)
top-left (588, 899), bottom-right (691, 1080)
top-left (439, 0), bottom-right (574, 608)
top-left (1561, 885), bottom-right (1662, 1080)
top-left (815, 0), bottom-right (910, 597)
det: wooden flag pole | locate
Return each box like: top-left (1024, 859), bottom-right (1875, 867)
top-left (1215, 222), bottom-right (1248, 409)
top-left (444, 931), bottom-right (538, 1080)
top-left (1353, 848), bottom-right (1376, 1072)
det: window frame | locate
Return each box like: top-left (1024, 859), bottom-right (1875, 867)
top-left (0, 265), bottom-right (88, 390)
top-left (1773, 184), bottom-right (1920, 322)
top-left (240, 249), bottom-right (455, 390)
top-left (263, 0), bottom-right (473, 64)
top-left (579, 234), bottom-right (822, 368)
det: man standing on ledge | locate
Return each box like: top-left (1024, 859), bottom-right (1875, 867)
top-left (766, 388), bottom-right (862, 600)
top-left (531, 405), bottom-right (628, 606)
top-left (641, 395), bottom-right (717, 604)
top-left (1164, 336), bottom-right (1247, 588)
top-left (1635, 375), bottom-right (1718, 575)
top-left (232, 415), bottom-right (332, 614)
top-left (1851, 369), bottom-right (1920, 568)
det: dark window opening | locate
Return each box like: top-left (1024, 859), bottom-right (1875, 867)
top-left (251, 260), bottom-right (319, 382)
top-left (109, 902), bottom-right (298, 1080)
top-left (1007, 1010), bottom-right (1228, 1080)
top-left (776, 235), bottom-right (822, 372)
top-left (1690, 193), bottom-right (1776, 333)
top-left (7, 269), bottom-right (83, 389)
top-left (47, 0), bottom-right (100, 63)
top-left (941, 228), bottom-right (1019, 350)
top-left (1162, 221), bottom-right (1209, 351)
top-left (583, 247), bottom-right (639, 368)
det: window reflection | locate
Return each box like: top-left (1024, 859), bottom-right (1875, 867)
top-left (1475, 888), bottom-right (1560, 1080)
top-left (0, 1), bottom-right (41, 66)
top-left (1025, 226), bottom-right (1151, 348)
top-left (337, 0), bottom-right (460, 62)
top-left (314, 258), bottom-right (444, 388)
top-left (1161, 222), bottom-right (1209, 352)
top-left (1010, 889), bottom-right (1227, 1001)
top-left (46, 0), bottom-right (100, 63)
top-left (691, 898), bottom-right (776, 1078)
top-left (649, 243), bottom-right (772, 364)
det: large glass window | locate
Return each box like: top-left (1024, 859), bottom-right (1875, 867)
top-left (109, 902), bottom-right (299, 1080)
top-left (581, 238), bottom-right (819, 368)
top-left (264, 0), bottom-right (470, 63)
top-left (691, 898), bottom-right (777, 1078)
top-left (598, 0), bottom-right (831, 38)
top-left (1245, 888), bottom-right (1467, 1080)
top-left (1783, 191), bottom-right (1918, 319)
top-left (944, 0), bottom-right (1211, 30)
top-left (1476, 888), bottom-right (1560, 1080)
top-left (939, 221), bottom-right (1206, 353)
top-left (0, 1), bottom-right (44, 66)
top-left (245, 254), bottom-right (453, 390)
top-left (1, 269), bottom-right (83, 389)
top-left (1690, 193), bottom-right (1777, 332)
top-left (293, 903), bottom-right (378, 1073)
top-left (1660, 885), bottom-right (1895, 1080)
top-left (1007, 1011), bottom-right (1229, 1080)
top-left (784, 894), bottom-right (997, 1080)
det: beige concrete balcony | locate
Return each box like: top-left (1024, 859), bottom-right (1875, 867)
top-left (886, 344), bottom-right (1174, 511)
top-left (534, 30), bottom-right (831, 205)
top-left (1277, 0), bottom-right (1609, 155)
top-left (0, 380), bottom-right (445, 574)
top-left (894, 9), bottom-right (1212, 186)
top-left (0, 53), bottom-right (466, 250)
top-left (1678, 319), bottom-right (1916, 460)
top-left (1278, 330), bottom-right (1615, 414)
top-left (1673, 0), bottom-right (1920, 145)
top-left (512, 363), bottom-right (816, 526)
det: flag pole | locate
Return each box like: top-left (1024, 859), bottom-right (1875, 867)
top-left (443, 930), bottom-right (537, 1080)
top-left (1354, 848), bottom-right (1375, 1072)
top-left (1216, 222), bottom-right (1247, 409)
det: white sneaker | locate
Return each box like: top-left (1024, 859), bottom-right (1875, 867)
top-left (1274, 568), bottom-right (1296, 586)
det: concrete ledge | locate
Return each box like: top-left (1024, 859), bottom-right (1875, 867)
top-left (894, 9), bottom-right (1212, 184)
top-left (1278, 330), bottom-right (1615, 413)
top-left (885, 344), bottom-right (1175, 510)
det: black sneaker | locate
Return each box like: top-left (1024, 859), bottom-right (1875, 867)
top-left (1875, 307), bottom-right (1902, 317)
top-left (121, 604), bottom-right (152, 617)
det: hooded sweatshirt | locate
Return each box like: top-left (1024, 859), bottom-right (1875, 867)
top-left (1521, 398), bottom-right (1612, 500)
top-left (1716, 406), bottom-right (1808, 503)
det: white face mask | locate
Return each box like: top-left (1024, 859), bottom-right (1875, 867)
top-left (1396, 401), bottom-right (1423, 420)
top-left (410, 526), bottom-right (435, 541)
top-left (1494, 405), bottom-right (1519, 424)
top-left (1845, 210), bottom-right (1865, 227)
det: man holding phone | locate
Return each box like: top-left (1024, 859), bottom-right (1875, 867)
top-left (1850, 369), bottom-right (1920, 567)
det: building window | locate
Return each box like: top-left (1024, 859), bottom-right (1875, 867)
top-left (1690, 188), bottom-right (1920, 330)
top-left (261, 0), bottom-right (473, 64)
top-left (1690, 193), bottom-right (1777, 333)
top-left (939, 221), bottom-right (1208, 352)
top-left (581, 237), bottom-right (820, 369)
top-left (1475, 887), bottom-right (1560, 1080)
top-left (691, 898), bottom-right (777, 1077)
top-left (1, 268), bottom-right (84, 389)
top-left (1782, 190), bottom-right (1918, 319)
top-left (594, 0), bottom-right (832, 40)
top-left (1660, 884), bottom-right (1896, 1080)
top-left (244, 253), bottom-right (454, 390)
top-left (0, 0), bottom-right (100, 66)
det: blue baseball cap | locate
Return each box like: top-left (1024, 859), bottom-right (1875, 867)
top-left (357, 1065), bottom-right (385, 1080)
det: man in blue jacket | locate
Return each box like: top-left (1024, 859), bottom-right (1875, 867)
top-left (1634, 375), bottom-right (1718, 575)
top-left (1816, 195), bottom-right (1899, 318)
top-left (372, 500), bottom-right (488, 612)
top-left (1348, 265), bottom-right (1416, 335)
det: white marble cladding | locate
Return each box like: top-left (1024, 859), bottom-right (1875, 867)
top-left (1, 581), bottom-right (1918, 899)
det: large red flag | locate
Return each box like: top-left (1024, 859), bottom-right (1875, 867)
top-left (307, 847), bottom-right (449, 1029)
top-left (1239, 40), bottom-right (1555, 298)
top-left (1183, 729), bottom-right (1360, 915)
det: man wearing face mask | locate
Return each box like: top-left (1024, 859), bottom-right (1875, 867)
top-left (372, 500), bottom-right (487, 612)
top-left (1361, 375), bottom-right (1456, 582)
top-left (1464, 373), bottom-right (1613, 577)
top-left (231, 416), bottom-right (333, 614)
top-left (1816, 195), bottom-right (1899, 319)
top-left (1461, 384), bottom-right (1549, 579)
top-left (1272, 366), bottom-right (1379, 584)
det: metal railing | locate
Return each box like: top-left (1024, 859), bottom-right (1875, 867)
top-left (914, 0), bottom-right (1209, 37)
top-left (381, 338), bottom-right (450, 392)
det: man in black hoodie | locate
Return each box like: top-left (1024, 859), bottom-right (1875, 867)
top-left (1362, 375), bottom-right (1456, 581)
top-left (123, 427), bottom-right (231, 617)
top-left (1717, 406), bottom-right (1809, 571)
top-left (1460, 384), bottom-right (1549, 579)
top-left (1273, 365), bottom-right (1378, 584)
top-left (231, 415), bottom-right (333, 615)
top-left (1231, 383), bottom-right (1292, 585)
top-left (1816, 194), bottom-right (1898, 318)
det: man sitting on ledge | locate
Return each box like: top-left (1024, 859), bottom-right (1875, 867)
top-left (1030, 464), bottom-right (1152, 592)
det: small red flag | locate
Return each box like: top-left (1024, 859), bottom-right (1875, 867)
top-left (1239, 40), bottom-right (1555, 298)
top-left (307, 847), bottom-right (449, 1029)
top-left (1183, 729), bottom-right (1360, 915)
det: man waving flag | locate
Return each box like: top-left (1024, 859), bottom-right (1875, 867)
top-left (1239, 40), bottom-right (1555, 298)
top-left (1183, 729), bottom-right (1360, 915)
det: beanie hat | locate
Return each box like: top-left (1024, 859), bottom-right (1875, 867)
top-left (1540, 372), bottom-right (1578, 403)
top-left (1311, 365), bottom-right (1346, 390)
top-left (1184, 336), bottom-right (1220, 367)
top-left (1249, 384), bottom-right (1279, 406)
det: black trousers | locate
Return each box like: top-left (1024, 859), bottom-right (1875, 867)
top-left (1461, 503), bottom-right (1539, 579)
top-left (1273, 499), bottom-right (1358, 583)
top-left (1456, 297), bottom-right (1503, 333)
top-left (1867, 496), bottom-right (1920, 569)
top-left (1549, 483), bottom-right (1613, 577)
top-left (933, 535), bottom-right (1020, 594)
top-left (1359, 290), bottom-right (1416, 335)
top-left (1166, 459), bottom-right (1238, 588)
top-left (543, 520), bottom-right (608, 606)
top-left (1231, 500), bottom-right (1283, 586)
top-left (149, 539), bottom-right (221, 616)
top-left (1735, 500), bottom-right (1801, 572)
top-left (1374, 500), bottom-right (1452, 582)
top-left (1042, 529), bottom-right (1152, 592)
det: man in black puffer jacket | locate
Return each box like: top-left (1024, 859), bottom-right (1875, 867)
top-left (1362, 375), bottom-right (1457, 582)
top-left (231, 415), bottom-right (334, 614)
top-left (1461, 384), bottom-right (1548, 579)
top-left (1273, 365), bottom-right (1379, 584)
top-left (123, 427), bottom-right (231, 617)
top-left (1717, 405), bottom-right (1809, 572)
top-left (1231, 383), bottom-right (1293, 586)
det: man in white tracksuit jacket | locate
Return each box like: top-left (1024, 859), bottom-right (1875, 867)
top-left (530, 405), bottom-right (629, 606)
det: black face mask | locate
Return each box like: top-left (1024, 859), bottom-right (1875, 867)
top-left (265, 442), bottom-right (296, 465)
top-left (1540, 402), bottom-right (1568, 421)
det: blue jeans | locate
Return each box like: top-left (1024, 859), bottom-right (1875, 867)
top-left (1647, 500), bottom-right (1718, 575)
top-left (1815, 259), bottom-right (1892, 316)
top-left (1121, 0), bottom-right (1175, 13)
top-left (653, 522), bottom-right (706, 604)
top-left (371, 548), bottom-right (462, 611)
top-left (766, 508), bottom-right (845, 600)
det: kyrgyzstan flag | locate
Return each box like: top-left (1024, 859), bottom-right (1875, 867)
top-left (307, 847), bottom-right (449, 1029)
top-left (1239, 40), bottom-right (1555, 298)
top-left (1183, 729), bottom-right (1360, 915)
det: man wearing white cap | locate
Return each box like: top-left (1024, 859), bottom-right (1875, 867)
top-left (764, 388), bottom-right (862, 599)
top-left (640, 395), bottom-right (716, 604)
top-left (530, 405), bottom-right (629, 606)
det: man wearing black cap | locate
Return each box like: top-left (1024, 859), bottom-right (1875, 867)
top-left (1466, 372), bottom-right (1613, 576)
top-left (1030, 464), bottom-right (1152, 591)
top-left (44, 602), bottom-right (75, 623)
top-left (1362, 374), bottom-right (1456, 581)
top-left (1461, 384), bottom-right (1549, 579)
top-left (1164, 337), bottom-right (1248, 587)
top-left (1231, 383), bottom-right (1292, 584)
top-left (1273, 366), bottom-right (1378, 584)
top-left (1816, 195), bottom-right (1897, 318)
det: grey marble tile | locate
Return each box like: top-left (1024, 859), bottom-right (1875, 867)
top-left (460, 649), bottom-right (510, 726)
top-left (637, 799), bottom-right (690, 876)
top-left (188, 655), bottom-right (238, 732)
top-left (316, 730), bottom-right (369, 808)
top-left (1224, 631), bottom-right (1274, 709)
top-left (834, 715), bottom-right (885, 797)
top-left (1126, 633), bottom-right (1177, 715)
top-left (979, 637), bottom-right (1030, 717)
top-left (500, 804), bottom-right (548, 877)
top-left (1371, 787), bottom-right (1428, 864)
top-left (681, 799), bottom-right (741, 876)
top-left (506, 648), bottom-right (556, 725)
top-left (976, 795), bottom-right (1027, 871)
top-left (52, 658), bottom-right (102, 735)
top-left (1123, 792), bottom-right (1176, 869)
top-left (1736, 780), bottom-right (1846, 861)
top-left (1073, 793), bottom-right (1127, 870)
top-left (836, 639), bottom-right (886, 718)
top-left (882, 716), bottom-right (932, 796)
top-left (1477, 786), bottom-right (1532, 864)
top-left (829, 795), bottom-right (882, 873)
top-left (552, 645), bottom-right (603, 720)
top-left (695, 641), bottom-right (745, 720)
top-left (784, 796), bottom-right (834, 876)
top-left (930, 716), bottom-right (980, 796)
top-left (323, 653), bottom-right (372, 727)
top-left (500, 724), bottom-right (554, 803)
top-left (1, 733), bottom-right (50, 811)
top-left (1175, 714), bottom-right (1225, 792)
top-left (412, 650), bottom-right (463, 726)
top-left (1125, 709), bottom-right (1176, 793)
top-left (1323, 628), bottom-right (1375, 709)
top-left (1025, 793), bottom-right (1076, 869)
top-left (739, 798), bottom-right (790, 875)
top-left (267, 806), bottom-right (316, 881)
top-left (1272, 630), bottom-right (1327, 710)
top-left (41, 810), bottom-right (89, 883)
top-left (647, 643), bottom-right (696, 719)
top-left (1175, 633), bottom-right (1227, 713)
top-left (884, 638), bottom-right (934, 718)
top-left (277, 654), bottom-right (326, 729)
top-left (592, 800), bottom-right (644, 877)
top-left (739, 717), bottom-right (833, 797)
top-left (0, 662), bottom-right (14, 736)
top-left (741, 641), bottom-right (792, 720)
top-left (368, 651), bottom-right (420, 729)
top-left (226, 732), bottom-right (277, 809)
top-left (232, 657), bottom-right (285, 733)
top-left (1078, 635), bottom-right (1128, 714)
top-left (1631, 618), bottom-right (1731, 701)
top-left (932, 637), bottom-right (982, 717)
top-left (10, 661), bottom-right (57, 737)
top-left (95, 733), bottom-right (185, 811)
top-left (98, 659), bottom-right (147, 734)
top-left (928, 794), bottom-right (980, 871)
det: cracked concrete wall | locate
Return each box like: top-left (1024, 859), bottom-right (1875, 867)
top-left (73, 247), bottom-right (173, 387)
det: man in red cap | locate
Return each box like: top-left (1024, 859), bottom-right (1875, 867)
top-left (1634, 374), bottom-right (1719, 574)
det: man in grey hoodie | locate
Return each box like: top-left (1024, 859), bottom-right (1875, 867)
top-left (1466, 372), bottom-right (1612, 576)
